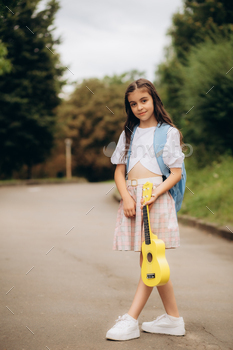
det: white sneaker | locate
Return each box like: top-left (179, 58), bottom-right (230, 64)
top-left (106, 313), bottom-right (140, 341)
top-left (141, 313), bottom-right (185, 336)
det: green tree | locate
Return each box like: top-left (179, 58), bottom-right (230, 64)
top-left (178, 37), bottom-right (233, 166)
top-left (168, 0), bottom-right (233, 62)
top-left (0, 0), bottom-right (66, 179)
top-left (154, 0), bottom-right (233, 146)
top-left (154, 57), bottom-right (184, 130)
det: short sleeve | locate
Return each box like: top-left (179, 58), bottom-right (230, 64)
top-left (162, 127), bottom-right (185, 168)
top-left (110, 130), bottom-right (127, 165)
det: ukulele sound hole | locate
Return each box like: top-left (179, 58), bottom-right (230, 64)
top-left (147, 252), bottom-right (153, 262)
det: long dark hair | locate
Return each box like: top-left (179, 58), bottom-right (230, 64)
top-left (122, 78), bottom-right (185, 160)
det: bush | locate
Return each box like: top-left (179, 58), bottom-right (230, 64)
top-left (179, 36), bottom-right (233, 167)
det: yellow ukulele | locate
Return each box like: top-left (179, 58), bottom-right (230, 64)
top-left (141, 182), bottom-right (170, 287)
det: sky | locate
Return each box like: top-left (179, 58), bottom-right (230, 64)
top-left (38, 0), bottom-right (183, 97)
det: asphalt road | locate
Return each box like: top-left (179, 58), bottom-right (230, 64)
top-left (1, 183), bottom-right (233, 350)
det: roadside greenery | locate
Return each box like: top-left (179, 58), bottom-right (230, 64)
top-left (0, 176), bottom-right (86, 186)
top-left (180, 154), bottom-right (233, 226)
top-left (178, 37), bottom-right (233, 167)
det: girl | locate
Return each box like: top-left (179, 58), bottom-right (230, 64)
top-left (106, 78), bottom-right (186, 341)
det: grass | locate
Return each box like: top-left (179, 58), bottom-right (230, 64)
top-left (180, 154), bottom-right (233, 227)
top-left (0, 176), bottom-right (87, 185)
top-left (100, 179), bottom-right (115, 183)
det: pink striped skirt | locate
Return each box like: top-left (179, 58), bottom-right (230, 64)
top-left (113, 179), bottom-right (180, 251)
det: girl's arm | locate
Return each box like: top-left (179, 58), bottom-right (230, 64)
top-left (114, 164), bottom-right (129, 200)
top-left (141, 168), bottom-right (182, 208)
top-left (154, 168), bottom-right (182, 199)
top-left (114, 164), bottom-right (136, 218)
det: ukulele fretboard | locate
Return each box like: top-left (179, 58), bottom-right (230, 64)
top-left (143, 205), bottom-right (151, 245)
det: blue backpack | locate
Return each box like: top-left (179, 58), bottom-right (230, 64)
top-left (126, 122), bottom-right (186, 213)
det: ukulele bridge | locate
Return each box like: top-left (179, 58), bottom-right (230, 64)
top-left (147, 273), bottom-right (155, 279)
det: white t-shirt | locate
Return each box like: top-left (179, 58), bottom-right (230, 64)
top-left (110, 125), bottom-right (185, 175)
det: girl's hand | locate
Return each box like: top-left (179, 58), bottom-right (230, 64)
top-left (123, 194), bottom-right (136, 218)
top-left (140, 190), bottom-right (158, 211)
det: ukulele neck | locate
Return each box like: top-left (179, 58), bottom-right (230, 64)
top-left (143, 205), bottom-right (152, 245)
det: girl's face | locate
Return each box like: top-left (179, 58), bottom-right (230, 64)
top-left (128, 88), bottom-right (156, 126)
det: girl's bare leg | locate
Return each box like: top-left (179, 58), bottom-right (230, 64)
top-left (157, 280), bottom-right (179, 317)
top-left (127, 252), bottom-right (180, 319)
top-left (127, 252), bottom-right (153, 320)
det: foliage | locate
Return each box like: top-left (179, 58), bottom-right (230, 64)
top-left (154, 0), bottom-right (233, 168)
top-left (168, 0), bottom-right (233, 62)
top-left (0, 41), bottom-right (12, 75)
top-left (178, 37), bottom-right (233, 166)
top-left (180, 153), bottom-right (233, 226)
top-left (154, 57), bottom-right (185, 130)
top-left (0, 0), bottom-right (66, 179)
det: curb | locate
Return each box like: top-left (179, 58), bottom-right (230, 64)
top-left (113, 188), bottom-right (233, 242)
top-left (177, 215), bottom-right (233, 241)
top-left (0, 178), bottom-right (88, 187)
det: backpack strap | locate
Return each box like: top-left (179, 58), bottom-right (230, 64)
top-left (153, 122), bottom-right (172, 179)
top-left (126, 124), bottom-right (139, 180)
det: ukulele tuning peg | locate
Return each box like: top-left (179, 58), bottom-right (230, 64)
top-left (146, 195), bottom-right (148, 198)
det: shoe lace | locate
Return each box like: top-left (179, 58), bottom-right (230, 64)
top-left (153, 314), bottom-right (167, 323)
top-left (113, 315), bottom-right (130, 329)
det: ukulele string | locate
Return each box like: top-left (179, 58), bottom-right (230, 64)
top-left (143, 205), bottom-right (151, 245)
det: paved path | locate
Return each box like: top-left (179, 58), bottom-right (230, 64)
top-left (1, 183), bottom-right (233, 350)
